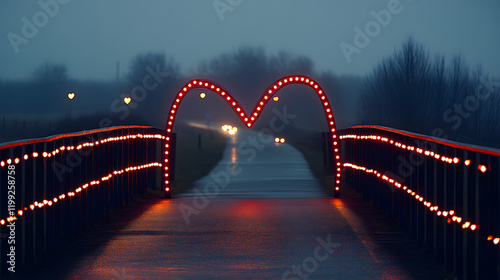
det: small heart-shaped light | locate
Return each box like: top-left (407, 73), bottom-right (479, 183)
top-left (67, 92), bottom-right (75, 100)
top-left (273, 96), bottom-right (279, 102)
top-left (124, 97), bottom-right (131, 104)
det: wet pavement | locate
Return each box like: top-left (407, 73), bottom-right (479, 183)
top-left (62, 199), bottom-right (415, 280)
top-left (179, 130), bottom-right (325, 199)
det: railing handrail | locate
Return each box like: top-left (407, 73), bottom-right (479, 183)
top-left (348, 125), bottom-right (500, 157)
top-left (0, 125), bottom-right (154, 150)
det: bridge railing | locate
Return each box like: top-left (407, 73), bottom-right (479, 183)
top-left (340, 125), bottom-right (499, 280)
top-left (0, 125), bottom-right (165, 274)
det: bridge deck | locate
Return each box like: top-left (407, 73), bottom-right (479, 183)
top-left (8, 131), bottom-right (450, 279)
top-left (11, 192), bottom-right (448, 279)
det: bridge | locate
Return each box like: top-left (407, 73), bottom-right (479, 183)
top-left (0, 75), bottom-right (498, 279)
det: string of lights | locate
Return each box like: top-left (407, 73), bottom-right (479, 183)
top-left (0, 162), bottom-right (162, 227)
top-left (0, 133), bottom-right (165, 168)
top-left (164, 75), bottom-right (342, 196)
top-left (340, 133), bottom-right (489, 173)
top-left (343, 162), bottom-right (499, 246)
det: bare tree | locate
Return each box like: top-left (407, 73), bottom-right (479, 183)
top-left (361, 38), bottom-right (438, 132)
top-left (128, 52), bottom-right (179, 86)
top-left (428, 54), bottom-right (447, 127)
top-left (360, 38), bottom-right (499, 147)
top-left (32, 62), bottom-right (68, 84)
top-left (269, 51), bottom-right (314, 76)
top-left (124, 52), bottom-right (181, 127)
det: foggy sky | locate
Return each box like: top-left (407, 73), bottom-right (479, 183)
top-left (1, 0), bottom-right (499, 81)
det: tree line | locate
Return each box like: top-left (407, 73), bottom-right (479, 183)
top-left (0, 47), bottom-right (359, 143)
top-left (359, 38), bottom-right (500, 148)
top-left (1, 41), bottom-right (498, 148)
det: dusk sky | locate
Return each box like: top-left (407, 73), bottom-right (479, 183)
top-left (1, 0), bottom-right (499, 81)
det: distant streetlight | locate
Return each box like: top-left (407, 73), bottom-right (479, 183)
top-left (274, 137), bottom-right (285, 144)
top-left (67, 92), bottom-right (75, 127)
top-left (273, 96), bottom-right (279, 102)
top-left (200, 92), bottom-right (206, 99)
top-left (123, 97), bottom-right (131, 104)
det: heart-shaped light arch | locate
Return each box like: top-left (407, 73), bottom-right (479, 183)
top-left (163, 75), bottom-right (341, 198)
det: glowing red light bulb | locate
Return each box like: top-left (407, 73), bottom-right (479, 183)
top-left (478, 165), bottom-right (487, 173)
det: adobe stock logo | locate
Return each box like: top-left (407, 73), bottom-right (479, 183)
top-left (339, 0), bottom-right (405, 63)
top-left (7, 0), bottom-right (70, 54)
top-left (213, 0), bottom-right (243, 21)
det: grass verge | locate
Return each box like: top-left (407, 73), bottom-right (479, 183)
top-left (171, 128), bottom-right (229, 195)
top-left (287, 138), bottom-right (336, 196)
